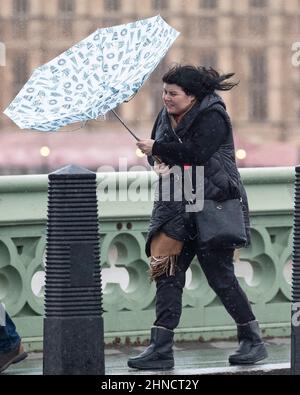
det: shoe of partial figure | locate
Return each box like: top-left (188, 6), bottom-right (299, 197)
top-left (0, 343), bottom-right (28, 373)
top-left (229, 320), bottom-right (268, 365)
top-left (127, 326), bottom-right (174, 370)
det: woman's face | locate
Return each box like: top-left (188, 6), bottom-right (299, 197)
top-left (162, 83), bottom-right (196, 116)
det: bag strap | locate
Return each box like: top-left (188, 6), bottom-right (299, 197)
top-left (169, 126), bottom-right (196, 205)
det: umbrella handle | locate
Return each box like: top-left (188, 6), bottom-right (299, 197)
top-left (153, 156), bottom-right (162, 164)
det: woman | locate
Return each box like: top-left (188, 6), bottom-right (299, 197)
top-left (128, 65), bottom-right (267, 370)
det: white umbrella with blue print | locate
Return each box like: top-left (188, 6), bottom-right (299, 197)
top-left (4, 15), bottom-right (179, 135)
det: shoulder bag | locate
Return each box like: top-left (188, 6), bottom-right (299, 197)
top-left (170, 126), bottom-right (248, 249)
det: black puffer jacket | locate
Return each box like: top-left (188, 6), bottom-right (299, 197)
top-left (145, 93), bottom-right (250, 256)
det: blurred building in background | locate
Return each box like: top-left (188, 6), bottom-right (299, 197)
top-left (0, 0), bottom-right (300, 174)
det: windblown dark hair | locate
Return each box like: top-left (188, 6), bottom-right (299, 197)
top-left (162, 65), bottom-right (239, 100)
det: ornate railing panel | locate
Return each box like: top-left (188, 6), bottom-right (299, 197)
top-left (0, 168), bottom-right (294, 349)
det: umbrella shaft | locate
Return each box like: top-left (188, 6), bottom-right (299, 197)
top-left (111, 109), bottom-right (140, 141)
top-left (111, 109), bottom-right (161, 164)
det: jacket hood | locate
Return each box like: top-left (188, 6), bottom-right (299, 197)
top-left (199, 93), bottom-right (226, 112)
top-left (163, 92), bottom-right (226, 139)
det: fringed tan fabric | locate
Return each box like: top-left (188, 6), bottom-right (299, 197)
top-left (149, 255), bottom-right (178, 281)
top-left (149, 232), bottom-right (184, 281)
top-left (234, 249), bottom-right (240, 264)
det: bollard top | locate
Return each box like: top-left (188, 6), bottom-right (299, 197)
top-left (49, 165), bottom-right (95, 179)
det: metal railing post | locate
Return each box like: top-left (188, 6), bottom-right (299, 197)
top-left (43, 165), bottom-right (104, 375)
top-left (292, 166), bottom-right (300, 375)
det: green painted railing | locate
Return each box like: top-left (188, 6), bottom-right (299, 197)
top-left (0, 168), bottom-right (295, 351)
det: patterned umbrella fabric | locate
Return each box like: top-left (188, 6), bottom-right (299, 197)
top-left (4, 15), bottom-right (179, 132)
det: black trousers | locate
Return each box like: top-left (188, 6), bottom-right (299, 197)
top-left (154, 239), bottom-right (256, 330)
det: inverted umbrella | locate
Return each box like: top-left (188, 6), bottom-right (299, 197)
top-left (4, 15), bottom-right (179, 133)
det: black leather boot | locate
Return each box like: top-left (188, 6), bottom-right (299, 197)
top-left (127, 326), bottom-right (174, 370)
top-left (229, 320), bottom-right (268, 365)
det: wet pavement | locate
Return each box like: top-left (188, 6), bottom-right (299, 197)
top-left (2, 337), bottom-right (291, 375)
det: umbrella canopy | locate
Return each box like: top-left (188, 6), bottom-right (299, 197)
top-left (4, 15), bottom-right (179, 132)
